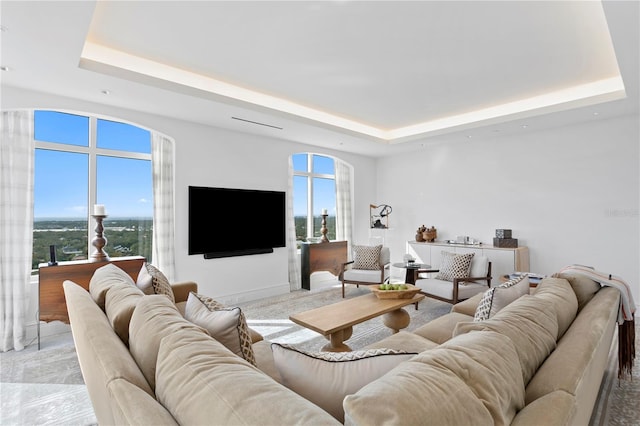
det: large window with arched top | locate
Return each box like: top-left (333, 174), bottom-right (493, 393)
top-left (292, 153), bottom-right (337, 244)
top-left (32, 110), bottom-right (153, 271)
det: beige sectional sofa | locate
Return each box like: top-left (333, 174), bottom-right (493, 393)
top-left (64, 263), bottom-right (620, 425)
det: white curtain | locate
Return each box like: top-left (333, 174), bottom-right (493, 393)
top-left (335, 159), bottom-right (353, 253)
top-left (287, 156), bottom-right (301, 290)
top-left (0, 110), bottom-right (34, 352)
top-left (150, 132), bottom-right (176, 282)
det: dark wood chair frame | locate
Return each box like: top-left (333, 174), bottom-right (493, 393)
top-left (415, 261), bottom-right (492, 304)
top-left (339, 260), bottom-right (390, 298)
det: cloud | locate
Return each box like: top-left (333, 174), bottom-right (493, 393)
top-left (138, 198), bottom-right (149, 204)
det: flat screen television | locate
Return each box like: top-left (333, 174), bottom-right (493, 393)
top-left (188, 185), bottom-right (286, 258)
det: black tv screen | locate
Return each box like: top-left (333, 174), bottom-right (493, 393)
top-left (188, 186), bottom-right (286, 258)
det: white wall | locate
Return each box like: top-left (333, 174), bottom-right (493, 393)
top-left (375, 114), bottom-right (640, 306)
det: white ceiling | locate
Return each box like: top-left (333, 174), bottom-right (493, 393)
top-left (1, 1), bottom-right (638, 157)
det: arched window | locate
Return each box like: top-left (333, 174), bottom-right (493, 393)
top-left (292, 153), bottom-right (337, 244)
top-left (32, 110), bottom-right (153, 272)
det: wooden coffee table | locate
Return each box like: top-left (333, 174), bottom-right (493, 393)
top-left (289, 292), bottom-right (425, 352)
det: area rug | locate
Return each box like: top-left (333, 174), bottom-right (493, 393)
top-left (237, 285), bottom-right (452, 352)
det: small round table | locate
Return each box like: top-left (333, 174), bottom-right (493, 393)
top-left (392, 262), bottom-right (436, 284)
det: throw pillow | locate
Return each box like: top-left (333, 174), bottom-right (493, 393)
top-left (184, 292), bottom-right (257, 366)
top-left (435, 251), bottom-right (474, 282)
top-left (474, 275), bottom-right (530, 321)
top-left (137, 263), bottom-right (175, 303)
top-left (352, 245), bottom-right (382, 270)
top-left (271, 343), bottom-right (417, 422)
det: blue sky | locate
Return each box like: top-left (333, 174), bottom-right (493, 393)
top-left (34, 111), bottom-right (153, 219)
top-left (33, 111), bottom-right (336, 219)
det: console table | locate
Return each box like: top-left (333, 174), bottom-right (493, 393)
top-left (407, 241), bottom-right (529, 285)
top-left (38, 256), bottom-right (145, 348)
top-left (300, 241), bottom-right (348, 290)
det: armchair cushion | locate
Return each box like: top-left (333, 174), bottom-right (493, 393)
top-left (435, 252), bottom-right (474, 282)
top-left (417, 278), bottom-right (488, 301)
top-left (469, 256), bottom-right (490, 283)
top-left (343, 268), bottom-right (390, 284)
top-left (352, 244), bottom-right (383, 270)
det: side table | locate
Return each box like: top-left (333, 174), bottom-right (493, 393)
top-left (392, 262), bottom-right (437, 284)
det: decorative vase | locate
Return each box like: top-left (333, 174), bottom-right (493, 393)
top-left (423, 227), bottom-right (437, 242)
top-left (415, 232), bottom-right (424, 242)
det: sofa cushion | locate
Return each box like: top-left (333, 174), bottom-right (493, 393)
top-left (272, 344), bottom-right (418, 422)
top-left (89, 263), bottom-right (136, 310)
top-left (155, 327), bottom-right (342, 425)
top-left (183, 292), bottom-right (256, 366)
top-left (451, 292), bottom-right (484, 316)
top-left (107, 378), bottom-right (178, 426)
top-left (511, 390), bottom-right (576, 426)
top-left (413, 312), bottom-right (473, 344)
top-left (524, 287), bottom-right (618, 407)
top-left (344, 330), bottom-right (523, 426)
top-left (104, 282), bottom-right (145, 346)
top-left (454, 295), bottom-right (558, 385)
top-left (552, 272), bottom-right (602, 311)
top-left (136, 262), bottom-right (175, 303)
top-left (352, 244), bottom-right (382, 270)
top-left (128, 294), bottom-right (208, 390)
top-left (63, 281), bottom-right (155, 425)
top-left (474, 275), bottom-right (530, 321)
top-left (364, 330), bottom-right (439, 353)
top-left (531, 277), bottom-right (578, 339)
top-left (435, 251), bottom-right (474, 281)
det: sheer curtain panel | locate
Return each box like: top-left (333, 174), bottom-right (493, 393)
top-left (335, 159), bottom-right (353, 251)
top-left (1, 110), bottom-right (34, 352)
top-left (287, 156), bottom-right (301, 290)
top-left (151, 132), bottom-right (176, 282)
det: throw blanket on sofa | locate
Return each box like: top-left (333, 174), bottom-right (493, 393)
top-left (557, 264), bottom-right (636, 379)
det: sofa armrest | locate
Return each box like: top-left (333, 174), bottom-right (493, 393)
top-left (451, 292), bottom-right (485, 316)
top-left (171, 281), bottom-right (198, 303)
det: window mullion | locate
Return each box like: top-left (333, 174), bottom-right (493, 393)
top-left (87, 117), bottom-right (98, 256)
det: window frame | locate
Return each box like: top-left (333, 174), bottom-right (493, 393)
top-left (293, 153), bottom-right (337, 242)
top-left (33, 110), bottom-right (152, 263)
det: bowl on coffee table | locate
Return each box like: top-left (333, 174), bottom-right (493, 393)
top-left (369, 283), bottom-right (421, 299)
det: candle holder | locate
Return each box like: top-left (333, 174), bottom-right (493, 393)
top-left (91, 214), bottom-right (110, 262)
top-left (320, 213), bottom-right (329, 243)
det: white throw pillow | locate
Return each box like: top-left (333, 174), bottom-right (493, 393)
top-left (184, 292), bottom-right (256, 366)
top-left (435, 251), bottom-right (475, 282)
top-left (474, 275), bottom-right (530, 321)
top-left (271, 343), bottom-right (417, 422)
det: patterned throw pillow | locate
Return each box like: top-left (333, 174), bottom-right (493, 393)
top-left (474, 275), bottom-right (530, 321)
top-left (353, 245), bottom-right (382, 270)
top-left (271, 343), bottom-right (417, 422)
top-left (184, 292), bottom-right (257, 366)
top-left (435, 252), bottom-right (474, 282)
top-left (137, 263), bottom-right (175, 303)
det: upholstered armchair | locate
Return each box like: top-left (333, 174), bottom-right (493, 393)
top-left (339, 245), bottom-right (391, 298)
top-left (415, 253), bottom-right (492, 304)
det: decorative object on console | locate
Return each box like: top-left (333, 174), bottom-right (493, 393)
top-left (91, 205), bottom-right (109, 262)
top-left (422, 226), bottom-right (437, 242)
top-left (48, 244), bottom-right (58, 266)
top-left (320, 209), bottom-right (329, 242)
top-left (494, 228), bottom-right (518, 248)
top-left (415, 225), bottom-right (426, 242)
top-left (370, 204), bottom-right (392, 229)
